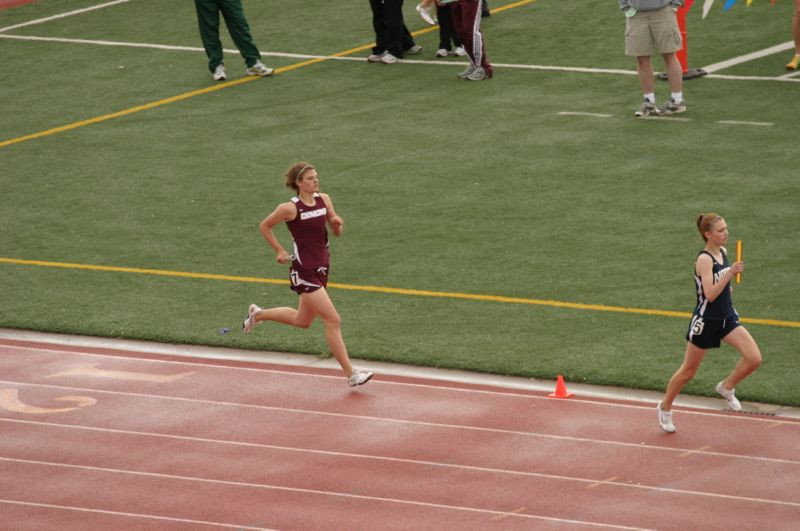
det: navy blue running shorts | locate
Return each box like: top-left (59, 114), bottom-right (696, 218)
top-left (686, 313), bottom-right (740, 349)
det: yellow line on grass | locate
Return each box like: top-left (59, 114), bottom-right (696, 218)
top-left (2, 257), bottom-right (798, 328)
top-left (0, 0), bottom-right (537, 149)
top-left (490, 0), bottom-right (538, 14)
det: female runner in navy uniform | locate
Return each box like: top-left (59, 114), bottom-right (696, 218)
top-left (657, 213), bottom-right (762, 432)
top-left (242, 162), bottom-right (373, 386)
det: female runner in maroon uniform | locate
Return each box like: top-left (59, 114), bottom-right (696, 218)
top-left (242, 162), bottom-right (373, 386)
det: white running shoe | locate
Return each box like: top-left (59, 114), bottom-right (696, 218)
top-left (435, 48), bottom-right (449, 58)
top-left (457, 64), bottom-right (477, 79)
top-left (453, 46), bottom-right (467, 57)
top-left (367, 51), bottom-right (386, 62)
top-left (657, 402), bottom-right (676, 433)
top-left (380, 53), bottom-right (398, 64)
top-left (348, 369), bottom-right (374, 387)
top-left (245, 61), bottom-right (274, 77)
top-left (212, 64), bottom-right (227, 81)
top-left (406, 44), bottom-right (423, 55)
top-left (416, 3), bottom-right (437, 25)
top-left (242, 304), bottom-right (261, 334)
top-left (715, 382), bottom-right (742, 411)
top-left (465, 66), bottom-right (488, 81)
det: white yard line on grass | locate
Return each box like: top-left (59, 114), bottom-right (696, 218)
top-left (0, 0), bottom-right (129, 33)
top-left (4, 33), bottom-right (800, 84)
top-left (717, 120), bottom-right (773, 127)
top-left (0, 33), bottom-right (319, 60)
top-left (558, 112), bottom-right (613, 118)
top-left (702, 41), bottom-right (794, 73)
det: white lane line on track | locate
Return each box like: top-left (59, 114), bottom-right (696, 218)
top-left (4, 419), bottom-right (799, 513)
top-left (0, 457), bottom-right (646, 530)
top-left (1, 382), bottom-right (798, 467)
top-left (2, 343), bottom-right (798, 427)
top-left (0, 499), bottom-right (273, 530)
top-left (0, 0), bottom-right (129, 33)
top-left (3, 451), bottom-right (798, 512)
top-left (5, 415), bottom-right (798, 477)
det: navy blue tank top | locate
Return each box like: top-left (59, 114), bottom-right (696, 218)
top-left (692, 250), bottom-right (735, 320)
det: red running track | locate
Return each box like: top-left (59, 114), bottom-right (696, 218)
top-left (0, 338), bottom-right (798, 530)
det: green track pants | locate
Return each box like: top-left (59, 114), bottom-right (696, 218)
top-left (194, 0), bottom-right (262, 72)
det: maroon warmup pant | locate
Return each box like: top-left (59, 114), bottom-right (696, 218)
top-left (450, 0), bottom-right (492, 76)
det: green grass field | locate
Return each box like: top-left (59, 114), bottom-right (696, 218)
top-left (2, 0), bottom-right (798, 406)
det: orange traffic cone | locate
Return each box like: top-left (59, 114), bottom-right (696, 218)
top-left (548, 374), bottom-right (573, 398)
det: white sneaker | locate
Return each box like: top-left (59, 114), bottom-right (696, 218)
top-left (657, 402), bottom-right (676, 433)
top-left (212, 64), bottom-right (227, 81)
top-left (435, 48), bottom-right (449, 58)
top-left (406, 44), bottom-right (423, 55)
top-left (348, 369), bottom-right (374, 387)
top-left (380, 53), bottom-right (398, 64)
top-left (465, 66), bottom-right (487, 81)
top-left (367, 51), bottom-right (386, 62)
top-left (453, 46), bottom-right (467, 57)
top-left (715, 382), bottom-right (742, 411)
top-left (245, 61), bottom-right (273, 77)
top-left (242, 304), bottom-right (261, 334)
top-left (416, 3), bottom-right (437, 25)
top-left (457, 64), bottom-right (477, 79)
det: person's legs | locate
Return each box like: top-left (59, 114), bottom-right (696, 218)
top-left (437, 5), bottom-right (455, 51)
top-left (194, 0), bottom-right (224, 72)
top-left (369, 0), bottom-right (387, 55)
top-left (662, 52), bottom-right (683, 94)
top-left (452, 0), bottom-right (490, 78)
top-left (219, 0), bottom-right (261, 67)
top-left (252, 296), bottom-right (316, 329)
top-left (384, 0), bottom-right (407, 57)
top-left (720, 326), bottom-right (762, 389)
top-left (636, 55), bottom-right (655, 95)
top-left (661, 342), bottom-right (706, 410)
top-left (295, 289), bottom-right (355, 377)
top-left (794, 0), bottom-right (800, 52)
top-left (787, 0), bottom-right (800, 69)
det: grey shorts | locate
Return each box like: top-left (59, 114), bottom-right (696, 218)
top-left (625, 6), bottom-right (682, 57)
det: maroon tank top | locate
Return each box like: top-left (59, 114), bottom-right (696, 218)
top-left (286, 194), bottom-right (329, 268)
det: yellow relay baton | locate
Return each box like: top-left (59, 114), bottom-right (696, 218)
top-left (736, 240), bottom-right (742, 283)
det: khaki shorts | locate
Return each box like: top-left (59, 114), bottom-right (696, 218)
top-left (625, 6), bottom-right (682, 57)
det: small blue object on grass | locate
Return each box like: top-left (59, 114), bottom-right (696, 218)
top-left (218, 327), bottom-right (231, 335)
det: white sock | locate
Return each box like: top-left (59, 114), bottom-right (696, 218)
top-left (671, 91), bottom-right (683, 104)
top-left (643, 93), bottom-right (655, 104)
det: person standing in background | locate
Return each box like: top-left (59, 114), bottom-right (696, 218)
top-left (368, 0), bottom-right (423, 64)
top-left (619, 0), bottom-right (685, 117)
top-left (194, 0), bottom-right (273, 81)
top-left (786, 0), bottom-right (800, 70)
top-left (449, 0), bottom-right (493, 80)
top-left (435, 1), bottom-right (467, 57)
